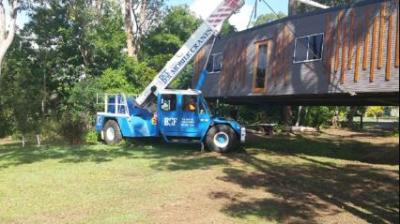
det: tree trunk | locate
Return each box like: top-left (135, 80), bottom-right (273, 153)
top-left (124, 0), bottom-right (137, 58)
top-left (0, 0), bottom-right (18, 81)
top-left (283, 106), bottom-right (293, 130)
top-left (332, 106), bottom-right (340, 128)
top-left (36, 134), bottom-right (41, 146)
top-left (295, 106), bottom-right (303, 127)
top-left (347, 106), bottom-right (357, 128)
top-left (22, 135), bottom-right (25, 147)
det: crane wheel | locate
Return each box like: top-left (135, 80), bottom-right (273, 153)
top-left (103, 120), bottom-right (122, 145)
top-left (206, 125), bottom-right (238, 153)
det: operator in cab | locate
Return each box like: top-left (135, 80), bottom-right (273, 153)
top-left (187, 97), bottom-right (197, 112)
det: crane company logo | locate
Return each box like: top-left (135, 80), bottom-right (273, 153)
top-left (164, 118), bottom-right (178, 127)
top-left (158, 27), bottom-right (214, 85)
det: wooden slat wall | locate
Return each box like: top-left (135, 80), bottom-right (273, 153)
top-left (340, 15), bottom-right (348, 84)
top-left (335, 10), bottom-right (344, 73)
top-left (273, 28), bottom-right (282, 87)
top-left (270, 24), bottom-right (292, 88)
top-left (326, 2), bottom-right (398, 85)
top-left (193, 48), bottom-right (206, 86)
top-left (348, 10), bottom-right (355, 70)
top-left (378, 4), bottom-right (386, 69)
top-left (396, 4), bottom-right (399, 68)
top-left (386, 8), bottom-right (394, 80)
top-left (363, 9), bottom-right (371, 71)
top-left (324, 13), bottom-right (334, 82)
top-left (370, 14), bottom-right (379, 82)
top-left (283, 25), bottom-right (293, 85)
top-left (354, 13), bottom-right (363, 82)
top-left (220, 36), bottom-right (247, 96)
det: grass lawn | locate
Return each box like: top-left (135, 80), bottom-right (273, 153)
top-left (0, 129), bottom-right (398, 224)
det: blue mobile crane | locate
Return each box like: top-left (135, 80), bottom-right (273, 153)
top-left (95, 0), bottom-right (246, 152)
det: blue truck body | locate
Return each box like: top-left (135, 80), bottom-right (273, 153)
top-left (95, 70), bottom-right (245, 152)
top-left (95, 91), bottom-right (244, 143)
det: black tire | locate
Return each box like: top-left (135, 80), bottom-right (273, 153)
top-left (205, 125), bottom-right (238, 153)
top-left (103, 120), bottom-right (122, 145)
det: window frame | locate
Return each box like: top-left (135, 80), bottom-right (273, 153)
top-left (293, 33), bottom-right (325, 64)
top-left (182, 95), bottom-right (198, 113)
top-left (207, 52), bottom-right (223, 73)
top-left (160, 94), bottom-right (177, 112)
top-left (253, 39), bottom-right (271, 93)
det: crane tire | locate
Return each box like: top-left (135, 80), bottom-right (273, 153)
top-left (103, 120), bottom-right (122, 145)
top-left (206, 125), bottom-right (238, 153)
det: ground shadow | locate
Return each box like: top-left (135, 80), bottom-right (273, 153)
top-left (0, 141), bottom-right (203, 170)
top-left (246, 133), bottom-right (399, 165)
top-left (215, 152), bottom-right (399, 224)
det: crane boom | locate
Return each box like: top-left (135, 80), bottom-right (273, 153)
top-left (135, 0), bottom-right (245, 106)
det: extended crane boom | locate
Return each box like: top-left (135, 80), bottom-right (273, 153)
top-left (135, 0), bottom-right (245, 106)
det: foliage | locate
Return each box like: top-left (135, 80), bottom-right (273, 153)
top-left (141, 6), bottom-right (200, 59)
top-left (303, 106), bottom-right (335, 129)
top-left (85, 129), bottom-right (99, 144)
top-left (253, 12), bottom-right (286, 26)
top-left (366, 106), bottom-right (385, 118)
top-left (59, 78), bottom-right (100, 144)
top-left (1, 35), bottom-right (43, 138)
top-left (0, 104), bottom-right (14, 137)
top-left (220, 21), bottom-right (237, 37)
top-left (141, 6), bottom-right (201, 89)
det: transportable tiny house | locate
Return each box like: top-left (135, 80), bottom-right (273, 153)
top-left (193, 0), bottom-right (399, 105)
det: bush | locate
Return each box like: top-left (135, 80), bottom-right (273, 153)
top-left (0, 107), bottom-right (14, 138)
top-left (303, 107), bottom-right (335, 129)
top-left (85, 129), bottom-right (99, 144)
top-left (59, 79), bottom-right (99, 144)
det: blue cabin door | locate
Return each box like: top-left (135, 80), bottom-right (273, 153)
top-left (158, 94), bottom-right (180, 135)
top-left (179, 95), bottom-right (200, 137)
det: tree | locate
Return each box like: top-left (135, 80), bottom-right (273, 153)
top-left (366, 106), bottom-right (385, 120)
top-left (253, 12), bottom-right (286, 26)
top-left (141, 6), bottom-right (200, 88)
top-left (1, 35), bottom-right (43, 145)
top-left (122, 0), bottom-right (163, 58)
top-left (220, 21), bottom-right (236, 37)
top-left (0, 0), bottom-right (18, 79)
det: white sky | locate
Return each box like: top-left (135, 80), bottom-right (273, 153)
top-left (189, 0), bottom-right (254, 31)
top-left (8, 0), bottom-right (289, 31)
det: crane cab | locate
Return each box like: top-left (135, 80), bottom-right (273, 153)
top-left (157, 89), bottom-right (212, 141)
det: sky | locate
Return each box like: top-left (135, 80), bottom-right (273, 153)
top-left (169, 0), bottom-right (289, 31)
top-left (9, 0), bottom-right (288, 31)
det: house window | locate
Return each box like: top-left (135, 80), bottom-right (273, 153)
top-left (255, 43), bottom-right (268, 89)
top-left (294, 33), bottom-right (324, 63)
top-left (207, 53), bottom-right (223, 73)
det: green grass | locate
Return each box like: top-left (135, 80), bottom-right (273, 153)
top-left (0, 130), bottom-right (398, 224)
